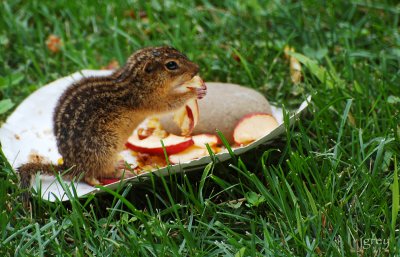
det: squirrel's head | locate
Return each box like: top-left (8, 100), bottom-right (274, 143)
top-left (121, 46), bottom-right (199, 91)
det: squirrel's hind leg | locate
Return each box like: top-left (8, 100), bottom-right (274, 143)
top-left (104, 159), bottom-right (136, 179)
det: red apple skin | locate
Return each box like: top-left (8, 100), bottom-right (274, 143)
top-left (233, 113), bottom-right (278, 145)
top-left (126, 136), bottom-right (194, 155)
top-left (99, 178), bottom-right (120, 185)
top-left (185, 104), bottom-right (195, 135)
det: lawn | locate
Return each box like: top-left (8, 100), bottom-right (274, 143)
top-left (1, 0), bottom-right (400, 256)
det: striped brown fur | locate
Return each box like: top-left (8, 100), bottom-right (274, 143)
top-left (18, 46), bottom-right (201, 204)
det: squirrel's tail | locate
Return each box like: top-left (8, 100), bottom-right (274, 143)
top-left (17, 162), bottom-right (65, 205)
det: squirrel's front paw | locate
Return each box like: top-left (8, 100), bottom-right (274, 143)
top-left (193, 83), bottom-right (207, 99)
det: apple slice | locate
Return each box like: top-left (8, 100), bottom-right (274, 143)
top-left (173, 99), bottom-right (199, 136)
top-left (100, 178), bottom-right (120, 185)
top-left (126, 133), bottom-right (194, 155)
top-left (137, 127), bottom-right (155, 140)
top-left (136, 117), bottom-right (168, 140)
top-left (173, 76), bottom-right (205, 136)
top-left (233, 113), bottom-right (279, 145)
top-left (182, 75), bottom-right (205, 91)
top-left (192, 134), bottom-right (221, 148)
top-left (169, 145), bottom-right (209, 164)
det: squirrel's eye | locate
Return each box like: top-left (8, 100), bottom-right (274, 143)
top-left (165, 61), bottom-right (178, 70)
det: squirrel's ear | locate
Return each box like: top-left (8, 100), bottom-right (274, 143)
top-left (143, 61), bottom-right (156, 73)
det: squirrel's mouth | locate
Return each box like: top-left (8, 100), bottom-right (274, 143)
top-left (173, 75), bottom-right (205, 92)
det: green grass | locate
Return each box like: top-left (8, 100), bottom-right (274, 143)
top-left (1, 0), bottom-right (400, 256)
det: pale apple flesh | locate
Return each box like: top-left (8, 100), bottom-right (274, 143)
top-left (192, 134), bottom-right (220, 148)
top-left (173, 99), bottom-right (199, 136)
top-left (126, 133), bottom-right (194, 155)
top-left (169, 146), bottom-right (209, 164)
top-left (173, 75), bottom-right (205, 136)
top-left (169, 134), bottom-right (222, 164)
top-left (233, 113), bottom-right (279, 145)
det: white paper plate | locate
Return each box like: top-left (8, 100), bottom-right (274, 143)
top-left (0, 70), bottom-right (311, 202)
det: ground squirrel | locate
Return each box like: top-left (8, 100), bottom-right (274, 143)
top-left (18, 46), bottom-right (206, 202)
